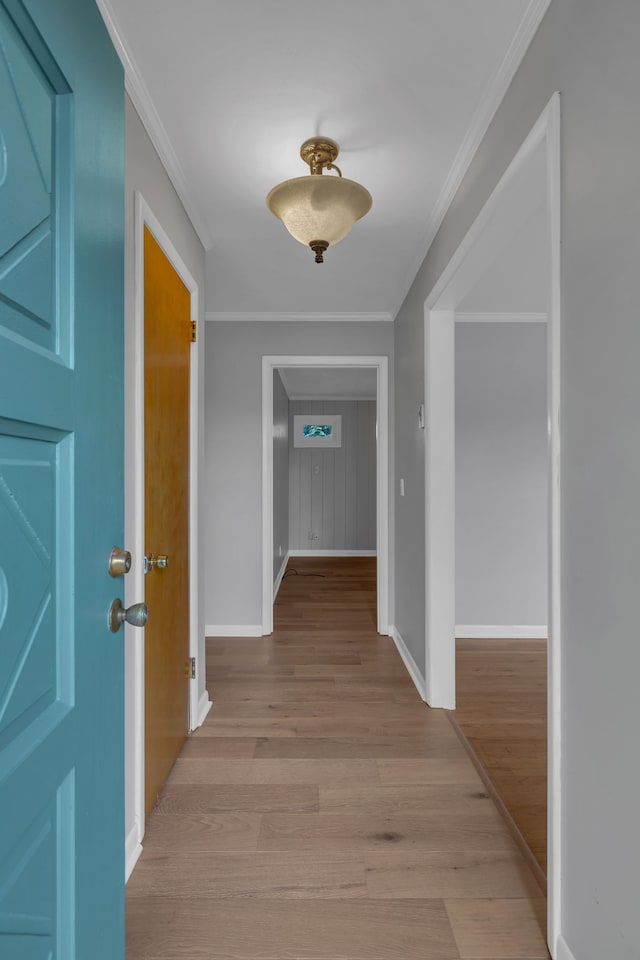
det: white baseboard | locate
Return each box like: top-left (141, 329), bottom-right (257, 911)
top-left (288, 549), bottom-right (377, 557)
top-left (125, 823), bottom-right (143, 883)
top-left (205, 624), bottom-right (263, 637)
top-left (273, 551), bottom-right (290, 600)
top-left (456, 624), bottom-right (548, 639)
top-left (389, 625), bottom-right (427, 702)
top-left (192, 690), bottom-right (213, 730)
top-left (556, 934), bottom-right (577, 960)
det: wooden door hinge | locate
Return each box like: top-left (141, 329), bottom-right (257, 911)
top-left (185, 657), bottom-right (196, 680)
top-left (190, 320), bottom-right (197, 343)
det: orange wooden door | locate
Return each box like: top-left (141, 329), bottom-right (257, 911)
top-left (144, 226), bottom-right (191, 816)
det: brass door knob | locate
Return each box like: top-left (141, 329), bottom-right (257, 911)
top-left (108, 598), bottom-right (149, 633)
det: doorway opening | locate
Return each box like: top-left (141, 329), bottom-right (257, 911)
top-left (453, 308), bottom-right (549, 887)
top-left (422, 95), bottom-right (561, 948)
top-left (262, 356), bottom-right (390, 637)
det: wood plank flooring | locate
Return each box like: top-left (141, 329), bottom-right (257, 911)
top-left (454, 639), bottom-right (547, 875)
top-left (127, 558), bottom-right (549, 960)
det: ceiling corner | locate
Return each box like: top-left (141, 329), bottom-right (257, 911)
top-left (95, 0), bottom-right (214, 251)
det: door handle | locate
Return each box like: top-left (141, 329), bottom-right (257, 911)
top-left (144, 553), bottom-right (169, 573)
top-left (108, 598), bottom-right (149, 633)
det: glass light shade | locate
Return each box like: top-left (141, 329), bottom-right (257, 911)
top-left (266, 175), bottom-right (372, 247)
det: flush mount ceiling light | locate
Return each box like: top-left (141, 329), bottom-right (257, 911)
top-left (266, 137), bottom-right (372, 264)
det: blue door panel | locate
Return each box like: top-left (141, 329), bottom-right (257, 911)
top-left (0, 0), bottom-right (124, 956)
top-left (0, 434), bottom-right (57, 743)
top-left (0, 2), bottom-right (57, 352)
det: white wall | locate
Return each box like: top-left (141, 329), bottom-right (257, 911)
top-left (204, 321), bottom-right (393, 630)
top-left (289, 400), bottom-right (376, 552)
top-left (272, 371), bottom-right (289, 587)
top-left (455, 322), bottom-right (547, 630)
top-left (394, 1), bottom-right (640, 956)
top-left (124, 95), bottom-right (206, 873)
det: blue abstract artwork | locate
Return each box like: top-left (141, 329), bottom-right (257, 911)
top-left (303, 424), bottom-right (333, 438)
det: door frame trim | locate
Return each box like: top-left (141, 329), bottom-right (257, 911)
top-left (261, 355), bottom-right (390, 636)
top-left (127, 191), bottom-right (204, 870)
top-left (423, 94), bottom-right (561, 952)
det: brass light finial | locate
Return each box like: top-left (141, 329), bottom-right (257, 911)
top-left (266, 137), bottom-right (372, 264)
top-left (309, 240), bottom-right (329, 263)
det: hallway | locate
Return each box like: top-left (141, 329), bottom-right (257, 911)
top-left (126, 558), bottom-right (549, 959)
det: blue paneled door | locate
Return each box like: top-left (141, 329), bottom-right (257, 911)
top-left (0, 1), bottom-right (124, 957)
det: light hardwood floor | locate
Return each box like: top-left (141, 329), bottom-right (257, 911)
top-left (127, 558), bottom-right (549, 960)
top-left (454, 639), bottom-right (548, 876)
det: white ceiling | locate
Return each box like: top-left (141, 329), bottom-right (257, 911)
top-left (100, 0), bottom-right (546, 318)
top-left (278, 367), bottom-right (377, 400)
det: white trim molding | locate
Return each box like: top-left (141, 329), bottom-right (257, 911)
top-left (206, 311), bottom-right (393, 323)
top-left (390, 627), bottom-right (427, 702)
top-left (262, 356), bottom-right (390, 637)
top-left (96, 2), bottom-right (212, 250)
top-left (556, 935), bottom-right (578, 960)
top-left (273, 552), bottom-right (290, 600)
top-left (205, 625), bottom-right (264, 638)
top-left (456, 625), bottom-right (548, 640)
top-left (425, 309), bottom-right (456, 709)
top-left (193, 691), bottom-right (213, 730)
top-left (456, 312), bottom-right (548, 323)
top-left (424, 94), bottom-right (562, 954)
top-left (289, 550), bottom-right (377, 558)
top-left (125, 824), bottom-right (143, 883)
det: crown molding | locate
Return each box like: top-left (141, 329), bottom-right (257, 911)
top-left (455, 311), bottom-right (547, 323)
top-left (206, 312), bottom-right (393, 323)
top-left (96, 0), bottom-right (213, 250)
top-left (391, 0), bottom-right (553, 318)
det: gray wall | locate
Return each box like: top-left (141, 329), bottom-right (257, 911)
top-left (272, 371), bottom-right (290, 584)
top-left (204, 321), bottom-right (393, 628)
top-left (124, 97), bottom-right (206, 863)
top-left (289, 400), bottom-right (376, 552)
top-left (455, 322), bottom-right (547, 628)
top-left (393, 1), bottom-right (640, 955)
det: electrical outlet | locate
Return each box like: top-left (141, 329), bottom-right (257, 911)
top-left (308, 531), bottom-right (319, 541)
